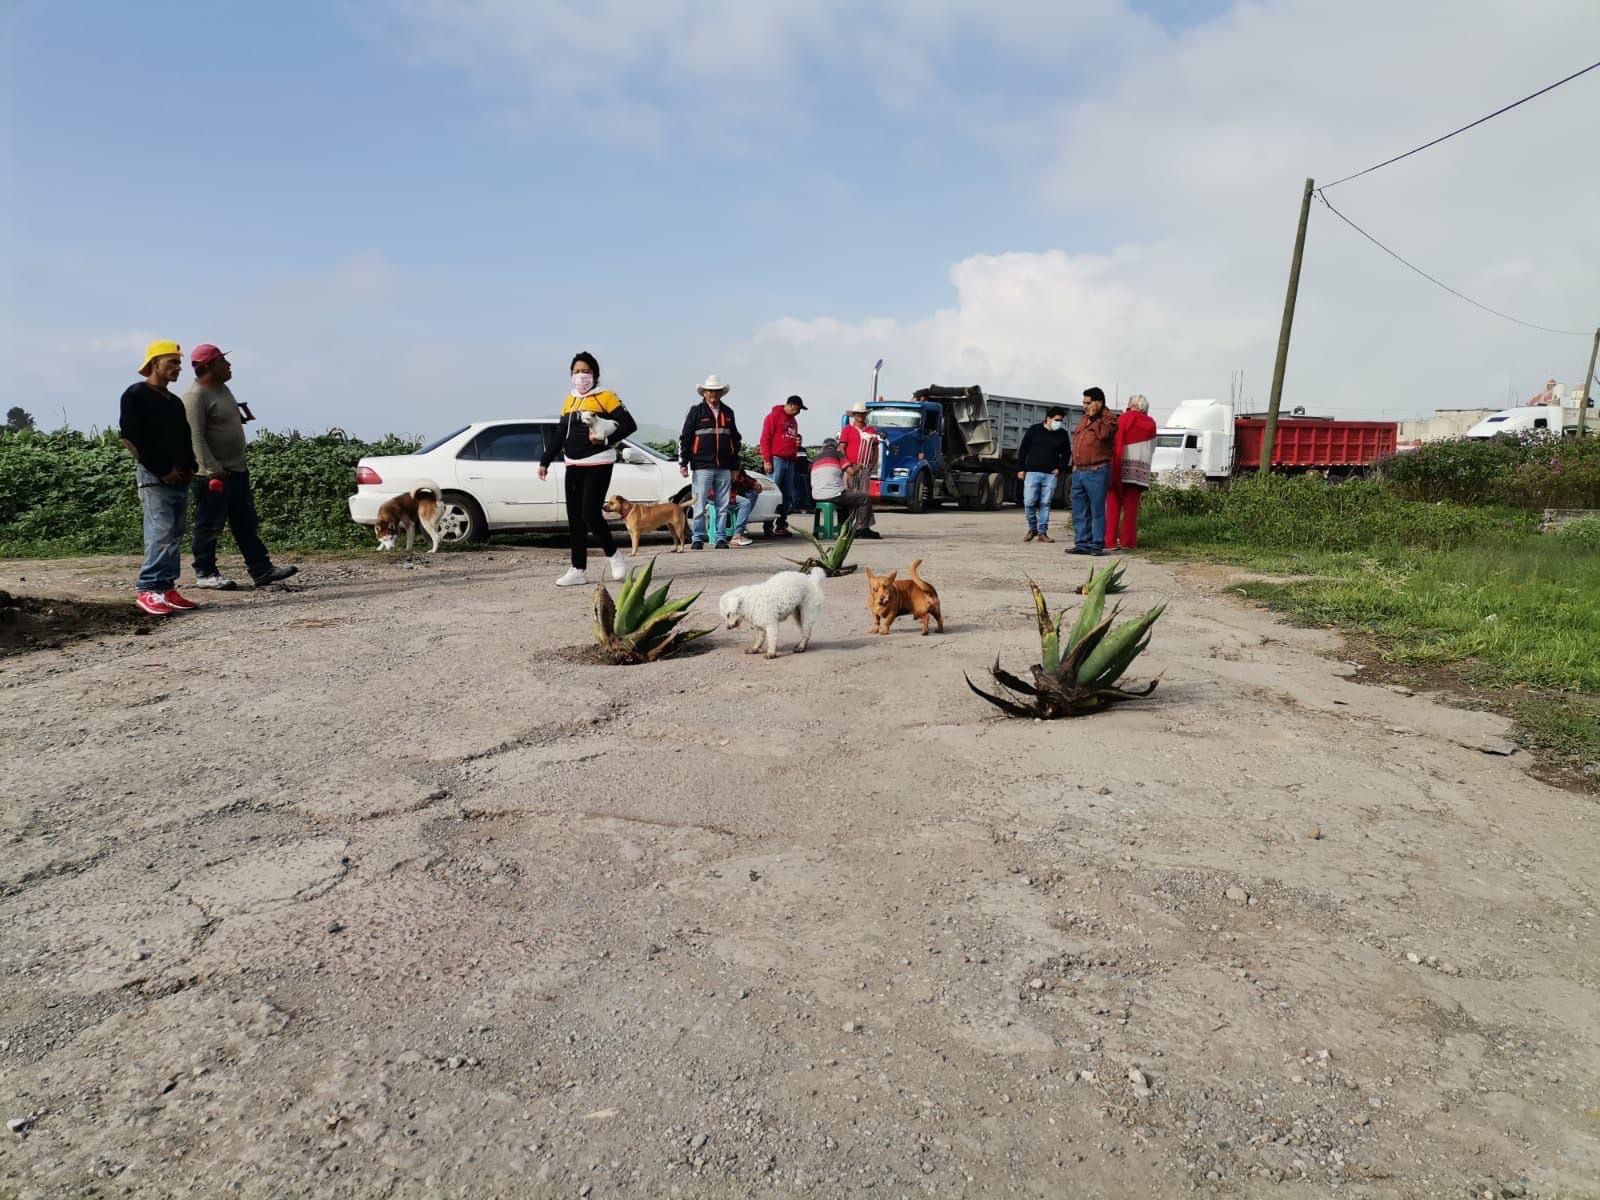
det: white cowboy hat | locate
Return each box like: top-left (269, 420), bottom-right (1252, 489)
top-left (848, 402), bottom-right (869, 414)
top-left (698, 374), bottom-right (730, 394)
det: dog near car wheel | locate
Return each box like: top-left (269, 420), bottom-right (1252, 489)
top-left (437, 492), bottom-right (488, 544)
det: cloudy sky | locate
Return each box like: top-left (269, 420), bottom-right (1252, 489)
top-left (3, 0), bottom-right (1597, 441)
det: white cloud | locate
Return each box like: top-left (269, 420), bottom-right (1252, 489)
top-left (15, 3), bottom-right (1597, 441)
top-left (717, 0), bottom-right (1600, 425)
top-left (360, 0), bottom-right (1158, 151)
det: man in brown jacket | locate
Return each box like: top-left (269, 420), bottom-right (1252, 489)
top-left (1068, 386), bottom-right (1117, 555)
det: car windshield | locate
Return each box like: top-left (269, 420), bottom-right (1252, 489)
top-left (1155, 434), bottom-right (1185, 448)
top-left (867, 408), bottom-right (923, 429)
top-left (418, 426), bottom-right (470, 454)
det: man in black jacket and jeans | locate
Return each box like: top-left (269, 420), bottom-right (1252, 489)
top-left (678, 374), bottom-right (742, 550)
top-left (119, 340), bottom-right (201, 616)
top-left (1015, 406), bottom-right (1073, 543)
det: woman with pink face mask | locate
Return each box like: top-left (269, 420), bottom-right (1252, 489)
top-left (538, 351), bottom-right (638, 587)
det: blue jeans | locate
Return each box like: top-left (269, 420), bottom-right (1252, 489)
top-left (769, 457), bottom-right (798, 525)
top-left (730, 492), bottom-right (756, 537)
top-left (1069, 464), bottom-right (1110, 551)
top-left (691, 468), bottom-right (732, 543)
top-left (136, 465), bottom-right (187, 592)
top-left (1022, 471), bottom-right (1057, 533)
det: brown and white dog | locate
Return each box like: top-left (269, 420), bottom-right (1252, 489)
top-left (865, 559), bottom-right (944, 635)
top-left (603, 494), bottom-right (691, 555)
top-left (374, 486), bottom-right (442, 553)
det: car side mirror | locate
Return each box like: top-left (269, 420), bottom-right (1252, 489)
top-left (621, 446), bottom-right (652, 465)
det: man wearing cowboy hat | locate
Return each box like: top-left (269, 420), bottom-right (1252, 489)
top-left (119, 340), bottom-right (200, 616)
top-left (678, 374), bottom-right (743, 550)
top-left (838, 402), bottom-right (880, 493)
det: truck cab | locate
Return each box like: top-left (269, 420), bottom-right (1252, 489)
top-left (1152, 398), bottom-right (1233, 482)
top-left (1464, 404), bottom-right (1591, 440)
top-left (859, 400), bottom-right (944, 510)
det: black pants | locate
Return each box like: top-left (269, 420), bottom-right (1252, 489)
top-left (191, 469), bottom-right (274, 580)
top-left (564, 464), bottom-right (617, 569)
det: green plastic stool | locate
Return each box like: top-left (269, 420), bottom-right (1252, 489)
top-left (812, 502), bottom-right (839, 539)
top-left (703, 502), bottom-right (739, 542)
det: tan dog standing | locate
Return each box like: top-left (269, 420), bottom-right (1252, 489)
top-left (604, 494), bottom-right (691, 554)
top-left (865, 559), bottom-right (944, 635)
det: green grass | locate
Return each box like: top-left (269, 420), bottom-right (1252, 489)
top-left (1139, 478), bottom-right (1600, 785)
top-left (1231, 543), bottom-right (1600, 692)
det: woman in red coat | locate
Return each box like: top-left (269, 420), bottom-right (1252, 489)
top-left (1106, 394), bottom-right (1158, 551)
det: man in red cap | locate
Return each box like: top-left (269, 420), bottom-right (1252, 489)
top-left (119, 341), bottom-right (200, 615)
top-left (182, 345), bottom-right (297, 589)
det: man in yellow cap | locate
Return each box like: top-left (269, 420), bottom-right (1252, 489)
top-left (119, 341), bottom-right (200, 615)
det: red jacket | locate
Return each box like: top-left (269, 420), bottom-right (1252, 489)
top-left (759, 405), bottom-right (801, 461)
top-left (1111, 409), bottom-right (1158, 486)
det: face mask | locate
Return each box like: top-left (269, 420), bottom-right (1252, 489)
top-left (572, 372), bottom-right (595, 395)
top-left (1046, 420), bottom-right (1060, 431)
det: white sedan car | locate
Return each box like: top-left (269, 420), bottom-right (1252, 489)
top-left (348, 420), bottom-right (781, 544)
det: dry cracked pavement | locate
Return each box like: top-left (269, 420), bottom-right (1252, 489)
top-left (2, 510), bottom-right (1597, 1199)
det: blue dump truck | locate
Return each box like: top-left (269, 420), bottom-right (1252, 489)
top-left (859, 385), bottom-right (1081, 512)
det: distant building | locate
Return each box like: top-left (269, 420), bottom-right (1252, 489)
top-left (1525, 378), bottom-right (1565, 407)
top-left (1398, 408), bottom-right (1497, 445)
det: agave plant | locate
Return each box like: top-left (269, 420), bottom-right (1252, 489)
top-left (1074, 559), bottom-right (1128, 595)
top-left (592, 557), bottom-right (714, 664)
top-left (967, 567), bottom-right (1164, 718)
top-left (786, 517), bottom-right (859, 577)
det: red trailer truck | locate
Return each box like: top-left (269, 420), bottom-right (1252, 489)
top-left (1150, 399), bottom-right (1397, 482)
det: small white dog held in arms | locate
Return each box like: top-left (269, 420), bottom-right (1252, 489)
top-left (576, 410), bottom-right (618, 443)
top-left (718, 566), bottom-right (826, 658)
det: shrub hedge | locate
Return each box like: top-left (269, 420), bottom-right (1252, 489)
top-left (0, 427), bottom-right (419, 556)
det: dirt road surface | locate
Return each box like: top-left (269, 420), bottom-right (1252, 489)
top-left (3, 511), bottom-right (1596, 1199)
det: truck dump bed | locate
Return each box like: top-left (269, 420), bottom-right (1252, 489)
top-left (1233, 418), bottom-right (1397, 469)
top-left (911, 386), bottom-right (1065, 461)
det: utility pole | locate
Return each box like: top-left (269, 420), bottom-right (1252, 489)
top-left (1581, 327), bottom-right (1599, 436)
top-left (1259, 177), bottom-right (1315, 474)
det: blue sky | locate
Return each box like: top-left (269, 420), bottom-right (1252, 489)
top-left (4, 1), bottom-right (1596, 440)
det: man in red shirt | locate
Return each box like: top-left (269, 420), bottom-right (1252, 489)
top-left (758, 394), bottom-right (806, 536)
top-left (838, 403), bottom-right (880, 492)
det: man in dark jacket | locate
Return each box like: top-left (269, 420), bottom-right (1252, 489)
top-left (119, 340), bottom-right (200, 616)
top-left (678, 373), bottom-right (742, 549)
top-left (1015, 406), bottom-right (1073, 542)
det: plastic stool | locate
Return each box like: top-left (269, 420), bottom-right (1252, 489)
top-left (703, 502), bottom-right (737, 543)
top-left (812, 502), bottom-right (839, 539)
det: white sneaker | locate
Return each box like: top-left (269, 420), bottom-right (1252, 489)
top-left (729, 535), bottom-right (753, 548)
top-left (191, 573), bottom-right (238, 590)
top-left (608, 554), bottom-right (629, 581)
top-left (556, 567), bottom-right (589, 587)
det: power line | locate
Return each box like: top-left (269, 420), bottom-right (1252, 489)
top-left (1321, 58), bottom-right (1600, 190)
top-left (1315, 191), bottom-right (1589, 337)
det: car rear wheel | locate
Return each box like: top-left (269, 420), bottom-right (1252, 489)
top-left (438, 492), bottom-right (487, 544)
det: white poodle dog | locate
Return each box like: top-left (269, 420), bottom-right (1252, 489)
top-left (718, 566), bottom-right (827, 658)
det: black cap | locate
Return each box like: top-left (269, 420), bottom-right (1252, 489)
top-left (786, 394), bottom-right (808, 410)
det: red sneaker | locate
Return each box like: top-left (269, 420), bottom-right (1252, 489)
top-left (135, 591), bottom-right (174, 616)
top-left (162, 589), bottom-right (200, 611)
